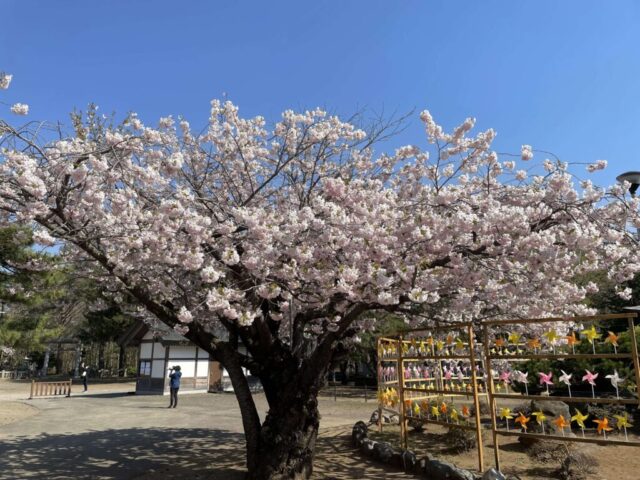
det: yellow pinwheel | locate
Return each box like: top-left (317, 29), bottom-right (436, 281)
top-left (532, 410), bottom-right (547, 434)
top-left (436, 339), bottom-right (445, 352)
top-left (571, 408), bottom-right (589, 437)
top-left (450, 408), bottom-right (460, 423)
top-left (455, 337), bottom-right (465, 351)
top-left (581, 325), bottom-right (601, 353)
top-left (614, 413), bottom-right (633, 441)
top-left (430, 405), bottom-right (440, 420)
top-left (508, 332), bottom-right (521, 345)
top-left (500, 407), bottom-right (514, 430)
top-left (412, 402), bottom-right (420, 417)
top-left (543, 329), bottom-right (559, 343)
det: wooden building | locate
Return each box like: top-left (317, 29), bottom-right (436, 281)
top-left (118, 321), bottom-right (223, 395)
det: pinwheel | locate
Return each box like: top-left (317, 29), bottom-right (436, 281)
top-left (594, 417), bottom-right (613, 439)
top-left (462, 405), bottom-right (471, 420)
top-left (450, 408), bottom-right (460, 424)
top-left (404, 399), bottom-right (412, 412)
top-left (430, 405), bottom-right (440, 420)
top-left (499, 370), bottom-right (511, 394)
top-left (402, 343), bottom-right (409, 356)
top-left (436, 339), bottom-right (445, 352)
top-left (582, 370), bottom-right (598, 398)
top-left (426, 336), bottom-right (435, 355)
top-left (605, 370), bottom-right (624, 399)
top-left (571, 408), bottom-right (589, 438)
top-left (614, 413), bottom-right (633, 441)
top-left (512, 370), bottom-right (529, 395)
top-left (446, 334), bottom-right (454, 347)
top-left (495, 337), bottom-right (506, 353)
top-left (500, 407), bottom-right (513, 430)
top-left (581, 325), bottom-right (601, 354)
top-left (515, 412), bottom-right (530, 432)
top-left (605, 331), bottom-right (619, 354)
top-left (457, 370), bottom-right (465, 383)
top-left (455, 337), bottom-right (465, 351)
top-left (553, 415), bottom-right (570, 437)
top-left (559, 370), bottom-right (573, 397)
top-left (565, 331), bottom-right (580, 354)
top-left (412, 402), bottom-right (421, 417)
top-left (543, 329), bottom-right (560, 353)
top-left (440, 402), bottom-right (448, 416)
top-left (420, 399), bottom-right (429, 414)
top-left (538, 371), bottom-right (553, 395)
top-left (532, 410), bottom-right (547, 434)
top-left (526, 337), bottom-right (541, 353)
top-left (508, 332), bottom-right (521, 352)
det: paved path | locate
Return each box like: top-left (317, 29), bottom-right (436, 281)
top-left (0, 381), bottom-right (413, 479)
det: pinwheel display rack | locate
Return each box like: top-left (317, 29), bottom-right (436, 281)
top-left (376, 322), bottom-right (487, 471)
top-left (483, 313), bottom-right (640, 471)
top-left (377, 313), bottom-right (640, 474)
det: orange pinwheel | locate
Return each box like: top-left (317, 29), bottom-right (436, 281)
top-left (440, 402), bottom-right (448, 415)
top-left (495, 337), bottom-right (506, 348)
top-left (553, 415), bottom-right (570, 435)
top-left (420, 400), bottom-right (429, 412)
top-left (526, 338), bottom-right (541, 350)
top-left (594, 417), bottom-right (613, 435)
top-left (462, 405), bottom-right (471, 418)
top-left (404, 399), bottom-right (412, 410)
top-left (515, 412), bottom-right (530, 431)
top-left (566, 332), bottom-right (580, 344)
top-left (605, 331), bottom-right (619, 346)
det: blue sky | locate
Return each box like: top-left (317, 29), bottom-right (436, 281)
top-left (2, 1), bottom-right (640, 187)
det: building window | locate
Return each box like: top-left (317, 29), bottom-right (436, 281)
top-left (140, 361), bottom-right (151, 376)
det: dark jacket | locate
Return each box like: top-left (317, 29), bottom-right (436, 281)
top-left (169, 371), bottom-right (182, 389)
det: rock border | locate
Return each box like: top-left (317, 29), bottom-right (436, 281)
top-left (352, 421), bottom-right (520, 480)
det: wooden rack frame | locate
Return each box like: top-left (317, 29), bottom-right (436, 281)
top-left (377, 323), bottom-right (486, 472)
top-left (482, 313), bottom-right (640, 471)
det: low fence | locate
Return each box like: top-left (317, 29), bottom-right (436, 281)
top-left (0, 370), bottom-right (24, 379)
top-left (319, 383), bottom-right (375, 402)
top-left (29, 379), bottom-right (72, 399)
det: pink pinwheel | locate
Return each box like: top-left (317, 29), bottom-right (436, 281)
top-left (582, 370), bottom-right (598, 398)
top-left (499, 370), bottom-right (511, 393)
top-left (444, 369), bottom-right (452, 380)
top-left (538, 372), bottom-right (553, 395)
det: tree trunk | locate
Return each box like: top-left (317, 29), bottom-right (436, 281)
top-left (248, 392), bottom-right (320, 480)
top-left (98, 344), bottom-right (105, 371)
top-left (118, 345), bottom-right (125, 377)
top-left (40, 346), bottom-right (50, 377)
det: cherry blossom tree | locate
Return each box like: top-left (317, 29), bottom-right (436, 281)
top-left (2, 72), bottom-right (640, 479)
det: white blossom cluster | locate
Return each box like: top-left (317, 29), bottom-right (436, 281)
top-left (1, 92), bottom-right (639, 344)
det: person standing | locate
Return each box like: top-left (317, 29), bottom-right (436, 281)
top-left (81, 363), bottom-right (89, 392)
top-left (168, 366), bottom-right (181, 408)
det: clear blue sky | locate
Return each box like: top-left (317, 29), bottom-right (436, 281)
top-left (2, 0), bottom-right (640, 187)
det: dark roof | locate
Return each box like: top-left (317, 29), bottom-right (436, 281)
top-left (117, 320), bottom-right (192, 347)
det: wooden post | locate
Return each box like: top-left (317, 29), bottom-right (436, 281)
top-left (397, 336), bottom-right (408, 450)
top-left (468, 324), bottom-right (485, 472)
top-left (376, 337), bottom-right (383, 433)
top-left (30, 380), bottom-right (34, 399)
top-left (68, 378), bottom-right (72, 396)
top-left (627, 316), bottom-right (640, 407)
top-left (483, 324), bottom-right (501, 472)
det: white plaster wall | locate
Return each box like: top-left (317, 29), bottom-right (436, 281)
top-left (169, 346), bottom-right (197, 359)
top-left (140, 343), bottom-right (153, 358)
top-left (151, 359), bottom-right (166, 378)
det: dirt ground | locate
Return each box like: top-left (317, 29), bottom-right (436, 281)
top-left (371, 421), bottom-right (640, 480)
top-left (0, 380), bottom-right (417, 479)
top-left (2, 379), bottom-right (639, 479)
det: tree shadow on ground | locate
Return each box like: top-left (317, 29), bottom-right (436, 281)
top-left (0, 425), bottom-right (418, 480)
top-left (0, 427), bottom-right (246, 480)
